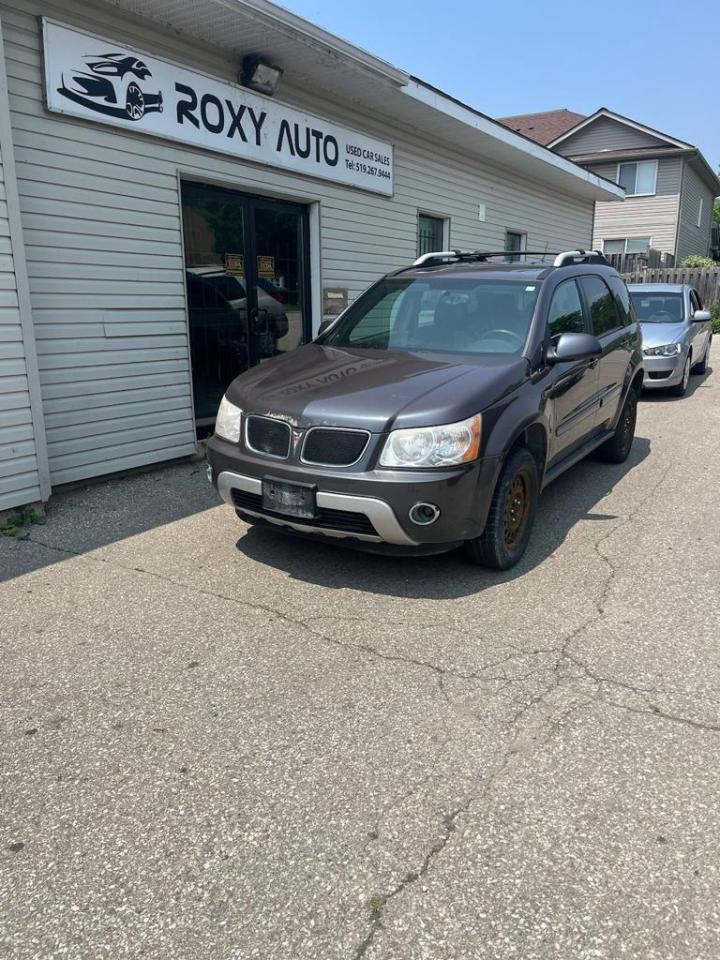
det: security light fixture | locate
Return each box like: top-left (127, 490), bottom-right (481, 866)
top-left (240, 55), bottom-right (283, 96)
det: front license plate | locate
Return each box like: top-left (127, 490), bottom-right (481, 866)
top-left (262, 478), bottom-right (317, 519)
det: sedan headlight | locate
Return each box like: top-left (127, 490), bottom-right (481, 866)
top-left (644, 343), bottom-right (682, 357)
top-left (215, 395), bottom-right (242, 443)
top-left (379, 414), bottom-right (482, 468)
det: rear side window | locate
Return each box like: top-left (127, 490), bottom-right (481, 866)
top-left (546, 280), bottom-right (585, 340)
top-left (607, 275), bottom-right (632, 326)
top-left (580, 276), bottom-right (620, 336)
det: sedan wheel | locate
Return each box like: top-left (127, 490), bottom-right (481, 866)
top-left (671, 355), bottom-right (690, 397)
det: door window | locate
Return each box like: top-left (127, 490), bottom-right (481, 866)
top-left (579, 276), bottom-right (620, 336)
top-left (181, 183), bottom-right (310, 429)
top-left (546, 280), bottom-right (585, 341)
top-left (607, 275), bottom-right (632, 326)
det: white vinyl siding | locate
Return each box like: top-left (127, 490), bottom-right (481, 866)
top-left (554, 115), bottom-right (672, 156)
top-left (0, 19), bottom-right (46, 510)
top-left (2, 0), bottom-right (596, 489)
top-left (589, 157), bottom-right (683, 256)
top-left (676, 162), bottom-right (715, 262)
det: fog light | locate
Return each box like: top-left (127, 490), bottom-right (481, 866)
top-left (409, 502), bottom-right (441, 526)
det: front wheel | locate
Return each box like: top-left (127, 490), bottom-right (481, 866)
top-left (670, 355), bottom-right (691, 397)
top-left (464, 446), bottom-right (539, 570)
top-left (692, 336), bottom-right (711, 375)
top-left (595, 388), bottom-right (637, 463)
top-left (126, 82), bottom-right (145, 121)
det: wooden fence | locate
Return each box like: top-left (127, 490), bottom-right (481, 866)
top-left (621, 266), bottom-right (720, 307)
top-left (604, 249), bottom-right (675, 273)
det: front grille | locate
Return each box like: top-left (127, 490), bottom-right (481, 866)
top-left (231, 489), bottom-right (378, 537)
top-left (648, 370), bottom-right (672, 380)
top-left (245, 416), bottom-right (291, 459)
top-left (302, 428), bottom-right (370, 466)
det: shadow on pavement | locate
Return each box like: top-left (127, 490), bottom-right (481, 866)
top-left (235, 436), bottom-right (651, 600)
top-left (0, 460), bottom-right (220, 584)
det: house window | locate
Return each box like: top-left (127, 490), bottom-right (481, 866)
top-left (505, 230), bottom-right (527, 262)
top-left (697, 198), bottom-right (704, 228)
top-left (617, 160), bottom-right (657, 196)
top-left (603, 237), bottom-right (651, 255)
top-left (417, 214), bottom-right (446, 256)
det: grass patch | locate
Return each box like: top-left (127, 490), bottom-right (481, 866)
top-left (0, 506), bottom-right (46, 539)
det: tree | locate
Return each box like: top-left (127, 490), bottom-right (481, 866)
top-left (714, 197), bottom-right (720, 226)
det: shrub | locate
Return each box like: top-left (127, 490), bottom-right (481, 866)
top-left (712, 303), bottom-right (720, 334)
top-left (680, 255), bottom-right (717, 268)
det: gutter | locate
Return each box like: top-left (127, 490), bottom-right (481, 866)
top-left (404, 78), bottom-right (625, 202)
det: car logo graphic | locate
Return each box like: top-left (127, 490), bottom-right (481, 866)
top-left (57, 52), bottom-right (163, 122)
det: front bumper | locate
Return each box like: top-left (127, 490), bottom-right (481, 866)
top-left (642, 351), bottom-right (685, 388)
top-left (207, 435), bottom-right (501, 548)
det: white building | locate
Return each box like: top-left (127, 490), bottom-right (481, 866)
top-left (0, 0), bottom-right (622, 512)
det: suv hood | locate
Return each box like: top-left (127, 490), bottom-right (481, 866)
top-left (225, 343), bottom-right (527, 432)
top-left (640, 321), bottom-right (688, 348)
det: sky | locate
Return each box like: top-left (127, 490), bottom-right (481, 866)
top-left (278, 0), bottom-right (720, 171)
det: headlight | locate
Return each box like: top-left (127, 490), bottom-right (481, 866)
top-left (215, 395), bottom-right (242, 443)
top-left (644, 343), bottom-right (682, 357)
top-left (379, 414), bottom-right (482, 468)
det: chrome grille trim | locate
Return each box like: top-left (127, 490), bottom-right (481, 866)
top-left (244, 415), bottom-right (292, 460)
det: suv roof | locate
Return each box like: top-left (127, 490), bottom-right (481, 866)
top-left (390, 249), bottom-right (617, 283)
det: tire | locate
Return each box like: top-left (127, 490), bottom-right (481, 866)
top-left (670, 354), bottom-right (691, 397)
top-left (463, 446), bottom-right (539, 570)
top-left (692, 336), bottom-right (711, 375)
top-left (595, 387), bottom-right (637, 464)
top-left (126, 82), bottom-right (145, 121)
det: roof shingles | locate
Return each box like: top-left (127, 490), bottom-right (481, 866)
top-left (498, 109), bottom-right (586, 146)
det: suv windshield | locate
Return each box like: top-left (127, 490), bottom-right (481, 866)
top-left (629, 292), bottom-right (684, 323)
top-left (321, 278), bottom-right (541, 355)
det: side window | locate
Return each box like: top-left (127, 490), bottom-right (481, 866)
top-left (607, 275), bottom-right (632, 327)
top-left (579, 276), bottom-right (620, 336)
top-left (690, 289), bottom-right (702, 313)
top-left (546, 280), bottom-right (585, 341)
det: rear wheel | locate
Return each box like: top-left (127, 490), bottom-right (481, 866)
top-left (126, 82), bottom-right (145, 121)
top-left (464, 446), bottom-right (538, 569)
top-left (670, 354), bottom-right (691, 397)
top-left (595, 387), bottom-right (637, 463)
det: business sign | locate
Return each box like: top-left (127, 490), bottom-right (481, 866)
top-left (41, 19), bottom-right (394, 196)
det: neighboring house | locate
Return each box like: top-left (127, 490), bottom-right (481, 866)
top-left (500, 107), bottom-right (720, 263)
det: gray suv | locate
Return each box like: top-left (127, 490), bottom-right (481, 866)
top-left (207, 250), bottom-right (643, 569)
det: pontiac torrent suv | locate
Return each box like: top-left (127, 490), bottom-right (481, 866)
top-left (207, 250), bottom-right (643, 569)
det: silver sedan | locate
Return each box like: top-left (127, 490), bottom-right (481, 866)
top-left (628, 283), bottom-right (713, 397)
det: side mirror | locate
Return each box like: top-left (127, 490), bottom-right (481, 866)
top-left (693, 309), bottom-right (712, 323)
top-left (547, 332), bottom-right (603, 365)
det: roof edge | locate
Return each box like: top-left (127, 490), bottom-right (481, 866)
top-left (216, 0), bottom-right (409, 86)
top-left (405, 80), bottom-right (625, 202)
top-left (548, 107), bottom-right (694, 150)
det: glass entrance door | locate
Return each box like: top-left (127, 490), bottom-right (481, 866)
top-left (180, 182), bottom-right (310, 430)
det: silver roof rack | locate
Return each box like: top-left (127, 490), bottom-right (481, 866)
top-left (553, 249), bottom-right (605, 267)
top-left (413, 250), bottom-right (461, 266)
top-left (411, 249), bottom-right (608, 269)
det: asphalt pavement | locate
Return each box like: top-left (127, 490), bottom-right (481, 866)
top-left (2, 358), bottom-right (719, 960)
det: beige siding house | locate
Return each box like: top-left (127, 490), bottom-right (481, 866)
top-left (501, 108), bottom-right (719, 263)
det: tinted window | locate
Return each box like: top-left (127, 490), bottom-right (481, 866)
top-left (690, 289), bottom-right (702, 311)
top-left (607, 275), bottom-right (632, 326)
top-left (580, 276), bottom-right (620, 336)
top-left (546, 280), bottom-right (584, 340)
top-left (322, 278), bottom-right (541, 355)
